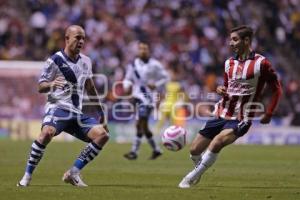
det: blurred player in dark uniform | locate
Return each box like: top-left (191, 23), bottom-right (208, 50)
top-left (123, 41), bottom-right (169, 160)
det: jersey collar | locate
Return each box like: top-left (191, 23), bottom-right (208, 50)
top-left (233, 51), bottom-right (255, 61)
top-left (61, 50), bottom-right (81, 64)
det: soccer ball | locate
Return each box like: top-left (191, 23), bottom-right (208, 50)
top-left (162, 126), bottom-right (187, 151)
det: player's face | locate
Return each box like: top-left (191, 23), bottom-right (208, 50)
top-left (138, 43), bottom-right (150, 60)
top-left (66, 28), bottom-right (85, 54)
top-left (230, 32), bottom-right (247, 55)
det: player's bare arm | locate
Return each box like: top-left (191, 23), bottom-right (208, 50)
top-left (38, 76), bottom-right (66, 93)
top-left (216, 86), bottom-right (227, 96)
top-left (85, 78), bottom-right (107, 126)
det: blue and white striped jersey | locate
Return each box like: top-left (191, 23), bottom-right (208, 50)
top-left (123, 57), bottom-right (169, 105)
top-left (39, 51), bottom-right (93, 114)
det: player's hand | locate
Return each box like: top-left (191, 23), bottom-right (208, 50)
top-left (99, 116), bottom-right (109, 133)
top-left (216, 86), bottom-right (227, 96)
top-left (51, 77), bottom-right (67, 90)
top-left (103, 124), bottom-right (109, 133)
top-left (147, 84), bottom-right (156, 90)
top-left (260, 114), bottom-right (272, 124)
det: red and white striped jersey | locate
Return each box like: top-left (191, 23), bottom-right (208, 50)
top-left (213, 52), bottom-right (282, 121)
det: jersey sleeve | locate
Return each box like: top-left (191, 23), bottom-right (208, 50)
top-left (154, 61), bottom-right (170, 88)
top-left (38, 58), bottom-right (57, 83)
top-left (123, 64), bottom-right (134, 91)
top-left (261, 59), bottom-right (283, 116)
top-left (224, 72), bottom-right (228, 88)
top-left (87, 58), bottom-right (93, 79)
top-left (222, 59), bottom-right (231, 88)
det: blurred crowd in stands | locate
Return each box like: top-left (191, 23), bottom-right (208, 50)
top-left (0, 0), bottom-right (300, 125)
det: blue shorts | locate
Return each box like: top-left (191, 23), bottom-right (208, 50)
top-left (199, 118), bottom-right (252, 139)
top-left (42, 108), bottom-right (98, 142)
top-left (133, 98), bottom-right (153, 119)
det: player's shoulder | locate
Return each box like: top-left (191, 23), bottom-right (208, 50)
top-left (127, 59), bottom-right (136, 68)
top-left (149, 58), bottom-right (163, 68)
top-left (149, 57), bottom-right (161, 64)
top-left (253, 52), bottom-right (267, 61)
top-left (47, 51), bottom-right (68, 67)
top-left (79, 53), bottom-right (91, 61)
top-left (253, 53), bottom-right (271, 69)
top-left (44, 51), bottom-right (62, 67)
top-left (224, 56), bottom-right (235, 65)
top-left (224, 57), bottom-right (234, 72)
top-left (79, 53), bottom-right (92, 64)
top-left (48, 51), bottom-right (61, 61)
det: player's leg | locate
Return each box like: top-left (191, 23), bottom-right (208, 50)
top-left (178, 118), bottom-right (227, 188)
top-left (139, 105), bottom-right (162, 159)
top-left (17, 125), bottom-right (56, 186)
top-left (63, 115), bottom-right (109, 186)
top-left (124, 102), bottom-right (154, 160)
top-left (179, 120), bottom-right (251, 188)
top-left (18, 108), bottom-right (69, 186)
top-left (144, 117), bottom-right (162, 159)
top-left (179, 128), bottom-right (235, 188)
top-left (189, 134), bottom-right (211, 165)
top-left (192, 121), bottom-right (252, 177)
top-left (124, 120), bottom-right (143, 160)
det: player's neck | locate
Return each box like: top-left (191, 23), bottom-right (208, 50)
top-left (139, 57), bottom-right (149, 63)
top-left (238, 48), bottom-right (252, 61)
top-left (64, 48), bottom-right (79, 61)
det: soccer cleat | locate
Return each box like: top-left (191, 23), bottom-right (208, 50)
top-left (191, 175), bottom-right (201, 185)
top-left (62, 170), bottom-right (88, 187)
top-left (178, 172), bottom-right (201, 188)
top-left (178, 177), bottom-right (192, 188)
top-left (123, 152), bottom-right (138, 160)
top-left (149, 151), bottom-right (162, 160)
top-left (17, 175), bottom-right (31, 187)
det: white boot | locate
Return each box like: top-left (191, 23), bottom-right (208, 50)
top-left (17, 174), bottom-right (32, 187)
top-left (62, 170), bottom-right (88, 187)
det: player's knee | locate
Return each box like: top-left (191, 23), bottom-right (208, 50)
top-left (97, 126), bottom-right (110, 141)
top-left (39, 126), bottom-right (56, 144)
top-left (145, 130), bottom-right (153, 138)
top-left (190, 144), bottom-right (199, 155)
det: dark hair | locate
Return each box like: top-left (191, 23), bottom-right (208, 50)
top-left (138, 40), bottom-right (150, 46)
top-left (231, 25), bottom-right (254, 41)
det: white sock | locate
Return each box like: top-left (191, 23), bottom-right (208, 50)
top-left (131, 136), bottom-right (142, 153)
top-left (71, 166), bottom-right (80, 174)
top-left (188, 150), bottom-right (218, 179)
top-left (23, 172), bottom-right (31, 179)
top-left (190, 154), bottom-right (202, 166)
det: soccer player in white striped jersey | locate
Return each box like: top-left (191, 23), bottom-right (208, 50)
top-left (123, 41), bottom-right (169, 160)
top-left (178, 25), bottom-right (282, 188)
top-left (17, 25), bottom-right (109, 187)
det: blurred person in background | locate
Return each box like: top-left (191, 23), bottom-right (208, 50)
top-left (156, 67), bottom-right (188, 131)
top-left (123, 41), bottom-right (169, 160)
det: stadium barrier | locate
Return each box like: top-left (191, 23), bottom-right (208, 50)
top-left (1, 119), bottom-right (300, 145)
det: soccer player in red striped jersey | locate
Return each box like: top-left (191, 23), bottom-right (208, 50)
top-left (178, 25), bottom-right (282, 188)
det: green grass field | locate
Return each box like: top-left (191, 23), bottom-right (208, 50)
top-left (0, 139), bottom-right (299, 200)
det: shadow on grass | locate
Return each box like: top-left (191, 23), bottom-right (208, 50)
top-left (20, 183), bottom-right (177, 189)
top-left (200, 185), bottom-right (300, 190)
top-left (18, 184), bottom-right (300, 190)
